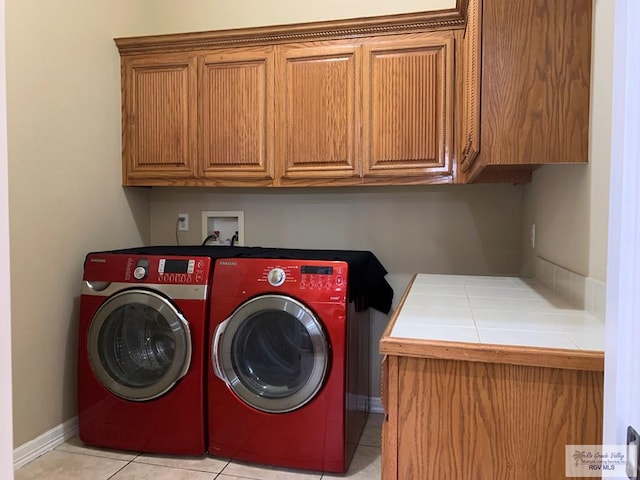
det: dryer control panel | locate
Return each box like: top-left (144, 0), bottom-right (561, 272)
top-left (267, 267), bottom-right (286, 287)
top-left (212, 258), bottom-right (348, 303)
top-left (262, 263), bottom-right (345, 292)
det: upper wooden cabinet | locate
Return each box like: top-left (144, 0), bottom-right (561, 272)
top-left (115, 0), bottom-right (593, 187)
top-left (275, 33), bottom-right (456, 186)
top-left (115, 9), bottom-right (466, 187)
top-left (199, 46), bottom-right (275, 185)
top-left (362, 33), bottom-right (454, 181)
top-left (121, 53), bottom-right (198, 183)
top-left (276, 41), bottom-right (359, 184)
top-left (459, 0), bottom-right (593, 183)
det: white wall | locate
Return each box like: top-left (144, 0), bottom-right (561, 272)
top-left (6, 0), bottom-right (151, 447)
top-left (150, 185), bottom-right (524, 275)
top-left (522, 0), bottom-right (613, 283)
top-left (130, 0), bottom-right (455, 35)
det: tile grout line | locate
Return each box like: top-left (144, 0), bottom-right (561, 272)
top-left (465, 285), bottom-right (482, 342)
top-left (105, 456), bottom-right (134, 480)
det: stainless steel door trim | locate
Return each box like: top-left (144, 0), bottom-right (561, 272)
top-left (87, 289), bottom-right (192, 402)
top-left (211, 317), bottom-right (230, 381)
top-left (82, 281), bottom-right (209, 300)
top-left (214, 294), bottom-right (329, 413)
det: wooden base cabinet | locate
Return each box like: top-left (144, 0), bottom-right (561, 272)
top-left (382, 354), bottom-right (603, 480)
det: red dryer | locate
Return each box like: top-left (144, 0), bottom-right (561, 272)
top-left (207, 258), bottom-right (371, 472)
top-left (78, 253), bottom-right (212, 454)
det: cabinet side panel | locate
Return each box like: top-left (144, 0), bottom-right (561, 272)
top-left (381, 355), bottom-right (399, 480)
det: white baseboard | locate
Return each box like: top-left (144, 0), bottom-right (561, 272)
top-left (13, 416), bottom-right (78, 471)
top-left (370, 396), bottom-right (384, 414)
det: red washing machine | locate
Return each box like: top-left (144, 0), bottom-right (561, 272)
top-left (78, 253), bottom-right (212, 454)
top-left (207, 258), bottom-right (370, 472)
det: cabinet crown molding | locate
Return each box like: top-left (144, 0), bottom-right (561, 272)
top-left (115, 5), bottom-right (468, 55)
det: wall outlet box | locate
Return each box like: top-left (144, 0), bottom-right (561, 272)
top-left (202, 211), bottom-right (244, 246)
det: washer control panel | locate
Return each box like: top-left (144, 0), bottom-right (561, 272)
top-left (133, 258), bottom-right (150, 280)
top-left (155, 258), bottom-right (203, 284)
top-left (112, 255), bottom-right (210, 284)
top-left (83, 254), bottom-right (213, 298)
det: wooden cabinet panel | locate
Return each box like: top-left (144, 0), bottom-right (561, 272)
top-left (122, 54), bottom-right (197, 184)
top-left (461, 0), bottom-right (592, 182)
top-left (362, 33), bottom-right (454, 179)
top-left (200, 47), bottom-right (275, 183)
top-left (459, 0), bottom-right (481, 171)
top-left (276, 42), bottom-right (359, 182)
top-left (383, 355), bottom-right (603, 480)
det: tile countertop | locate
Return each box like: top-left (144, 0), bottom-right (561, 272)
top-left (380, 274), bottom-right (605, 372)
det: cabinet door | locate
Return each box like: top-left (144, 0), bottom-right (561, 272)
top-left (276, 41), bottom-right (359, 184)
top-left (200, 46), bottom-right (275, 184)
top-left (465, 0), bottom-right (591, 182)
top-left (362, 32), bottom-right (454, 180)
top-left (122, 53), bottom-right (198, 185)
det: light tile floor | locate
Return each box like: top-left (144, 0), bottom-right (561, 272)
top-left (15, 414), bottom-right (383, 480)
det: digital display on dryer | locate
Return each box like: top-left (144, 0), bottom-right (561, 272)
top-left (301, 266), bottom-right (334, 275)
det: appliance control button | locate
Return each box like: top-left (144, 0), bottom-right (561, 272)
top-left (133, 266), bottom-right (146, 280)
top-left (268, 268), bottom-right (286, 287)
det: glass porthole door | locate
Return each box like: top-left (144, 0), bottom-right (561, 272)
top-left (212, 294), bottom-right (329, 413)
top-left (87, 289), bottom-right (192, 401)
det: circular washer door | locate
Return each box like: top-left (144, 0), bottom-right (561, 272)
top-left (88, 288), bottom-right (192, 402)
top-left (214, 294), bottom-right (329, 413)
